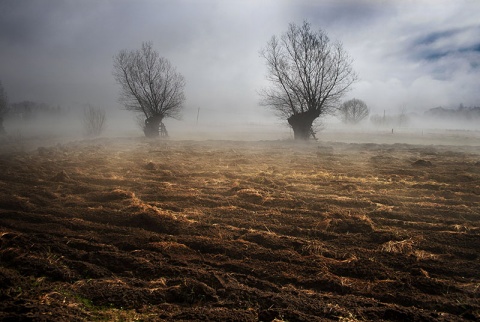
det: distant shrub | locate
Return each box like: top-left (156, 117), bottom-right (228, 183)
top-left (83, 105), bottom-right (106, 137)
top-left (337, 98), bottom-right (369, 124)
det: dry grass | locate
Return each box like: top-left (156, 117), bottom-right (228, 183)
top-left (380, 238), bottom-right (415, 254)
top-left (1, 138), bottom-right (479, 321)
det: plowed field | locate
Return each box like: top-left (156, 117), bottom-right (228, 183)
top-left (1, 138), bottom-right (479, 321)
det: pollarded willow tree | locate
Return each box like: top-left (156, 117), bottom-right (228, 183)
top-left (260, 21), bottom-right (358, 140)
top-left (337, 98), bottom-right (369, 124)
top-left (113, 42), bottom-right (185, 137)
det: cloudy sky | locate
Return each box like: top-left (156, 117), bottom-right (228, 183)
top-left (0, 0), bottom-right (479, 128)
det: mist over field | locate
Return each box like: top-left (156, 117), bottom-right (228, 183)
top-left (2, 106), bottom-right (479, 149)
top-left (0, 0), bottom-right (479, 144)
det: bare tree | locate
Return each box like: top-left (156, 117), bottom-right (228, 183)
top-left (397, 106), bottom-right (409, 127)
top-left (337, 98), bottom-right (369, 124)
top-left (0, 81), bottom-right (8, 134)
top-left (113, 42), bottom-right (185, 137)
top-left (260, 21), bottom-right (357, 140)
top-left (83, 105), bottom-right (106, 137)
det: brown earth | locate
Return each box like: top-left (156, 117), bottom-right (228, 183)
top-left (0, 138), bottom-right (479, 321)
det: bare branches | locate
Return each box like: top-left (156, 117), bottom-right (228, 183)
top-left (260, 21), bottom-right (357, 121)
top-left (337, 98), bottom-right (369, 124)
top-left (113, 42), bottom-right (185, 121)
top-left (83, 105), bottom-right (106, 137)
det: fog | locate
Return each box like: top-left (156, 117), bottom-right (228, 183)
top-left (1, 0), bottom-right (479, 142)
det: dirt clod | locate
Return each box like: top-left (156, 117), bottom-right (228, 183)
top-left (145, 161), bottom-right (157, 170)
top-left (51, 170), bottom-right (70, 181)
top-left (412, 159), bottom-right (433, 166)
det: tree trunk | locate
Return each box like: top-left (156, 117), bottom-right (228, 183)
top-left (144, 115), bottom-right (164, 138)
top-left (287, 111), bottom-right (318, 140)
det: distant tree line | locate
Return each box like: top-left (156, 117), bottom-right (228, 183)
top-left (0, 88), bottom-right (106, 137)
top-left (425, 105), bottom-right (480, 120)
top-left (9, 101), bottom-right (65, 120)
top-left (370, 109), bottom-right (409, 128)
top-left (369, 104), bottom-right (480, 128)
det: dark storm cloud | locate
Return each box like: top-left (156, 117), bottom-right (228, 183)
top-left (422, 43), bottom-right (480, 62)
top-left (1, 0), bottom-right (111, 50)
top-left (0, 0), bottom-right (211, 108)
top-left (414, 28), bottom-right (461, 46)
top-left (292, 0), bottom-right (395, 29)
top-left (411, 25), bottom-right (480, 61)
top-left (402, 24), bottom-right (480, 83)
top-left (0, 1), bottom-right (83, 47)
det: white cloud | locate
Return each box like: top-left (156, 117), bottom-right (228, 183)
top-left (336, 0), bottom-right (480, 114)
